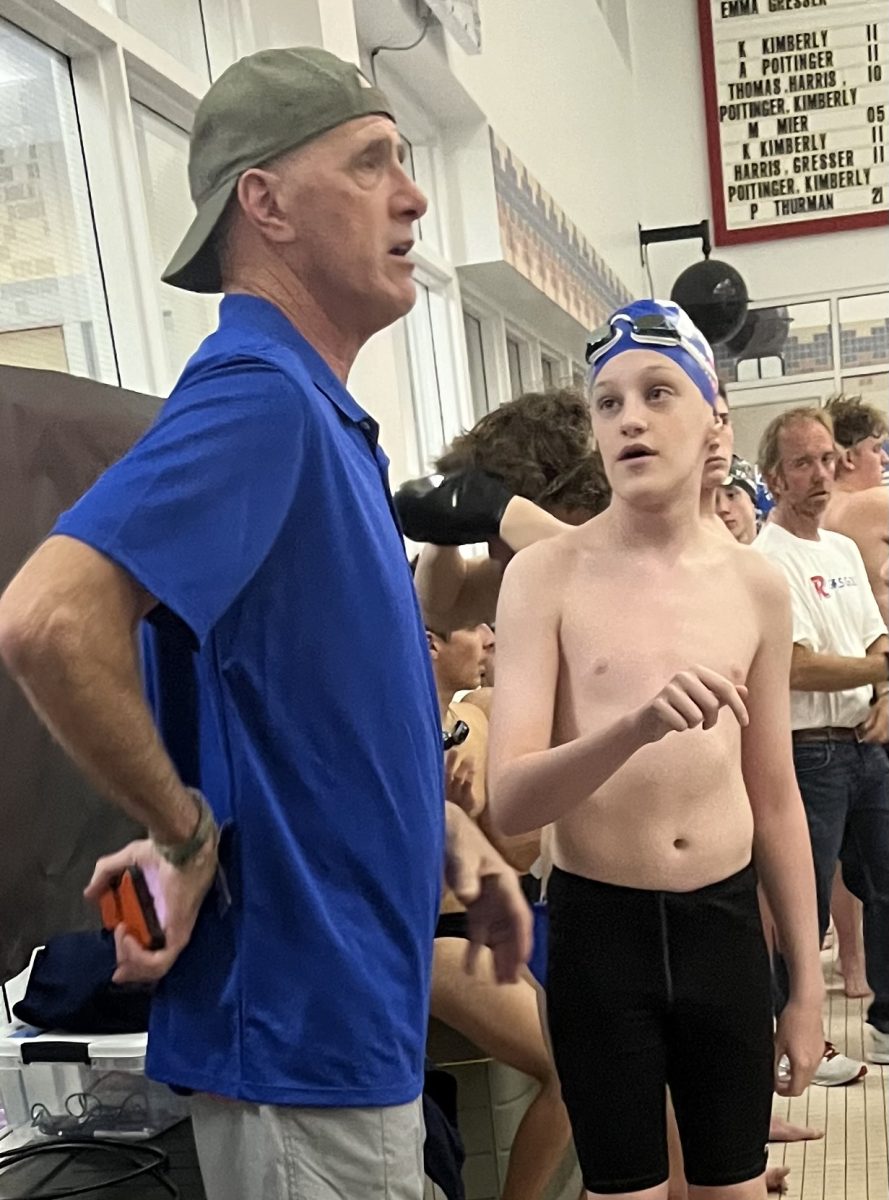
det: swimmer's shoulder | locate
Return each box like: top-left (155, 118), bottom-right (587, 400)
top-left (725, 535), bottom-right (791, 611)
top-left (505, 515), bottom-right (604, 587)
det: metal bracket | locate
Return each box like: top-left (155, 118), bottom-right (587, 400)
top-left (638, 219), bottom-right (712, 266)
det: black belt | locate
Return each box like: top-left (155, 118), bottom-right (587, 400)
top-left (792, 726), bottom-right (863, 745)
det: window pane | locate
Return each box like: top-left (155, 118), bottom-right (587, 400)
top-left (0, 19), bottom-right (116, 382)
top-left (573, 366), bottom-right (586, 391)
top-left (715, 302), bottom-right (833, 383)
top-left (406, 284), bottom-right (445, 470)
top-left (839, 293), bottom-right (889, 371)
top-left (541, 355), bottom-right (556, 389)
top-left (406, 284), bottom-right (463, 470)
top-left (506, 337), bottom-right (523, 400)
top-left (116, 0), bottom-right (209, 81)
top-left (463, 311), bottom-right (488, 419)
top-left (839, 371), bottom-right (889, 412)
top-left (132, 103), bottom-right (218, 383)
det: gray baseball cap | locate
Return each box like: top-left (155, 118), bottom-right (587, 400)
top-left (163, 47), bottom-right (393, 294)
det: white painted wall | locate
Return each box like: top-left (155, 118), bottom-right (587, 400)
top-left (627, 0), bottom-right (889, 304)
top-left (444, 0), bottom-right (646, 293)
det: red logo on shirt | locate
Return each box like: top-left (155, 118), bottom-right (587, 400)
top-left (811, 576), bottom-right (829, 599)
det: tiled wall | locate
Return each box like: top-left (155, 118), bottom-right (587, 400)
top-left (490, 129), bottom-right (630, 332)
top-left (715, 316), bottom-right (889, 381)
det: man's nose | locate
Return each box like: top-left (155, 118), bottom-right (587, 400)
top-left (398, 172), bottom-right (428, 222)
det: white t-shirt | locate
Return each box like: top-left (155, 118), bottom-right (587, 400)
top-left (753, 522), bottom-right (885, 730)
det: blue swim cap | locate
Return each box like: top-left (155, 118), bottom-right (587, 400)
top-left (586, 299), bottom-right (720, 407)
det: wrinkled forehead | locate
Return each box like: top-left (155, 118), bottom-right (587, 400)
top-left (778, 418), bottom-right (834, 458)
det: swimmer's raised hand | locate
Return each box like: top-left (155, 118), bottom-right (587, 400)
top-left (635, 666), bottom-right (749, 744)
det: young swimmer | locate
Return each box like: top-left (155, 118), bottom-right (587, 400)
top-left (488, 300), bottom-right (824, 1200)
top-left (716, 460), bottom-right (759, 546)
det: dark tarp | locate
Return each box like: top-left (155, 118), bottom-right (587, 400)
top-left (0, 366), bottom-right (161, 982)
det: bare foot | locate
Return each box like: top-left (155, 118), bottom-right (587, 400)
top-left (769, 1114), bottom-right (823, 1142)
top-left (767, 1165), bottom-right (791, 1194)
top-left (837, 958), bottom-right (872, 999)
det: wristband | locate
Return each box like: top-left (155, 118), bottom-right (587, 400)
top-left (153, 789), bottom-right (218, 868)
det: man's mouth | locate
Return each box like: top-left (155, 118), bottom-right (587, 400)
top-left (617, 444), bottom-right (656, 462)
top-left (389, 241), bottom-right (414, 258)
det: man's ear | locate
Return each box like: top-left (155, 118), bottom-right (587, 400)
top-left (837, 444), bottom-right (854, 473)
top-left (426, 630), bottom-right (440, 659)
top-left (236, 166), bottom-right (295, 245)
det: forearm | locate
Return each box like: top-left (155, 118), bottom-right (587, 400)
top-left (489, 713), bottom-right (645, 836)
top-left (5, 621), bottom-right (196, 843)
top-left (478, 806), bottom-right (540, 872)
top-left (753, 800), bottom-right (824, 1003)
top-left (414, 545), bottom-right (467, 626)
top-left (790, 645), bottom-right (888, 692)
top-left (871, 635), bottom-right (889, 698)
top-left (499, 497), bottom-right (568, 552)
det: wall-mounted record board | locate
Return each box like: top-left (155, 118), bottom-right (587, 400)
top-left (698, 0), bottom-right (889, 244)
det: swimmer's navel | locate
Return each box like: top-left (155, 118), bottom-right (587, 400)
top-left (593, 658), bottom-right (609, 675)
top-left (673, 838), bottom-right (688, 850)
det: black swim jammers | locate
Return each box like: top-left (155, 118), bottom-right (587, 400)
top-left (546, 863), bottom-right (773, 1194)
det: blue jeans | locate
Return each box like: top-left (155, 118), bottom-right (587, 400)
top-left (775, 739), bottom-right (889, 1034)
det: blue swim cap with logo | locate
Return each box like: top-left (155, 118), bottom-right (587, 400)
top-left (586, 299), bottom-right (720, 407)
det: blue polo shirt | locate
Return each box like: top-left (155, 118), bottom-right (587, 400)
top-left (53, 295), bottom-right (444, 1107)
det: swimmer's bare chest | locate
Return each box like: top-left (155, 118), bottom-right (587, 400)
top-left (552, 546), bottom-right (761, 891)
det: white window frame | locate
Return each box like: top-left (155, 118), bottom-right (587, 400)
top-left (0, 0), bottom-right (253, 396)
top-left (722, 285), bottom-right (889, 400)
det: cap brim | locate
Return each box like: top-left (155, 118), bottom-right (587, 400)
top-left (161, 178), bottom-right (237, 294)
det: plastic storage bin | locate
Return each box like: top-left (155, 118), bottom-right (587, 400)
top-left (0, 953), bottom-right (187, 1142)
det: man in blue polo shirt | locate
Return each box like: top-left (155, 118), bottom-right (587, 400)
top-left (0, 48), bottom-right (530, 1199)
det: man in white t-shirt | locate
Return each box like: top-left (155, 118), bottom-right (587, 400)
top-left (754, 407), bottom-right (889, 1065)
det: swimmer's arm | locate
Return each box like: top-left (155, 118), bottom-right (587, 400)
top-left (415, 547), bottom-right (502, 631)
top-left (499, 498), bottom-right (570, 551)
top-left (790, 634), bottom-right (889, 692)
top-left (478, 808), bottom-right (541, 873)
top-left (414, 499), bottom-right (568, 631)
top-left (487, 546), bottom-right (647, 837)
top-left (744, 568), bottom-right (823, 1003)
top-left (449, 698), bottom-right (539, 868)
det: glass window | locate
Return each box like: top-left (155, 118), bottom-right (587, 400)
top-left (715, 301), bottom-right (833, 383)
top-left (573, 366), bottom-right (586, 391)
top-left (132, 103), bottom-right (218, 383)
top-left (0, 19), bottom-right (116, 382)
top-left (838, 371), bottom-right (889, 409)
top-left (838, 293), bottom-right (889, 371)
top-left (506, 336), bottom-right (523, 400)
top-left (115, 0), bottom-right (209, 80)
top-left (406, 283), bottom-right (462, 470)
top-left (463, 311), bottom-right (488, 419)
top-left (541, 355), bottom-right (558, 389)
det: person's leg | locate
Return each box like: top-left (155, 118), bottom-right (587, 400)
top-left (667, 868), bottom-right (773, 1200)
top-left (547, 868), bottom-right (671, 1198)
top-left (190, 1093), bottom-right (425, 1200)
top-left (773, 742), bottom-right (849, 1017)
top-left (431, 937), bottom-right (572, 1200)
top-left (831, 867), bottom-right (869, 998)
top-left (839, 743), bottom-right (889, 1041)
